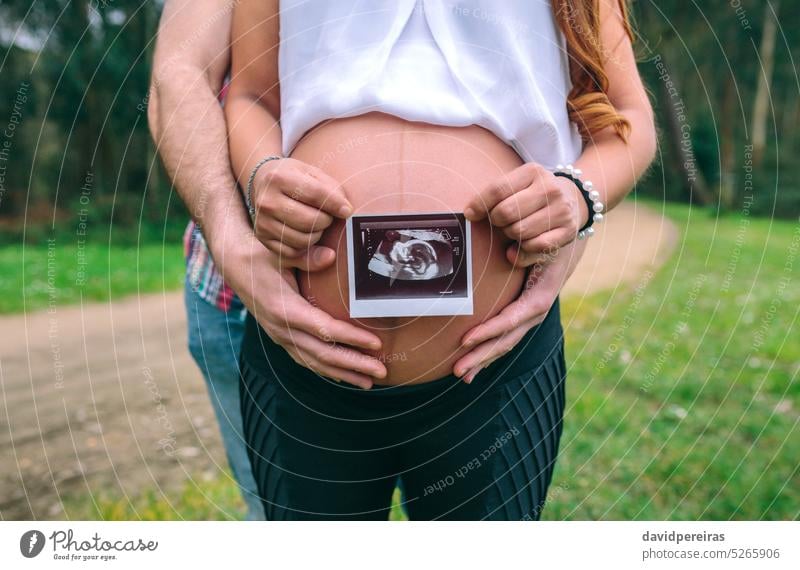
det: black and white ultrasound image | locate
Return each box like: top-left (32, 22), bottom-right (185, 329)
top-left (352, 213), bottom-right (469, 301)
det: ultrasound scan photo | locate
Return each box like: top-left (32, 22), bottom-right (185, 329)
top-left (367, 228), bottom-right (455, 282)
top-left (346, 213), bottom-right (473, 318)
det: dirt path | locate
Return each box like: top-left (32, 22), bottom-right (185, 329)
top-left (0, 200), bottom-right (678, 520)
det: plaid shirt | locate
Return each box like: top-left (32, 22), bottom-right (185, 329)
top-left (182, 78), bottom-right (242, 312)
top-left (183, 221), bottom-right (240, 312)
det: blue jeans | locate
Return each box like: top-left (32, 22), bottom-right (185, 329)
top-left (184, 280), bottom-right (264, 520)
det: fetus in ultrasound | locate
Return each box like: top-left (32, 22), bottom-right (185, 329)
top-left (368, 229), bottom-right (454, 282)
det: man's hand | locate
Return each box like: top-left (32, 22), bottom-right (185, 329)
top-left (464, 162), bottom-right (588, 268)
top-left (211, 217), bottom-right (386, 389)
top-left (251, 158), bottom-right (353, 259)
top-left (149, 0), bottom-right (385, 389)
top-left (452, 243), bottom-right (576, 384)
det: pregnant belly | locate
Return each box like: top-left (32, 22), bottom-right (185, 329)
top-left (293, 112), bottom-right (526, 384)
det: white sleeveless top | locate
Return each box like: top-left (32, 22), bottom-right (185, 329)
top-left (278, 0), bottom-right (583, 167)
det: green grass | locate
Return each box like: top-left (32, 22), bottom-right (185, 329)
top-left (0, 242), bottom-right (184, 313)
top-left (61, 472), bottom-right (409, 521)
top-left (61, 471), bottom-right (250, 521)
top-left (57, 199), bottom-right (800, 519)
top-left (548, 198), bottom-right (799, 520)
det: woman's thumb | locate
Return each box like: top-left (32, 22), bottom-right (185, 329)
top-left (287, 246), bottom-right (336, 272)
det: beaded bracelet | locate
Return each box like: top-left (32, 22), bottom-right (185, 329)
top-left (245, 155), bottom-right (283, 219)
top-left (553, 163), bottom-right (604, 240)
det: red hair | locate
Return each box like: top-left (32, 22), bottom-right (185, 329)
top-left (553, 0), bottom-right (633, 142)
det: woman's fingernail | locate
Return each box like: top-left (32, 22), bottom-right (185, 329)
top-left (508, 245), bottom-right (520, 262)
top-left (464, 207), bottom-right (476, 220)
top-left (465, 367), bottom-right (482, 384)
top-left (339, 204), bottom-right (353, 217)
top-left (313, 247), bottom-right (331, 264)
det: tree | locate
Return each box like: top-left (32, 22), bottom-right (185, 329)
top-left (751, 1), bottom-right (779, 167)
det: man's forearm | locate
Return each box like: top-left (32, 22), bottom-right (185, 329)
top-left (149, 63), bottom-right (250, 247)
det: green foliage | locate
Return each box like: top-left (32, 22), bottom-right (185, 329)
top-left (1, 0), bottom-right (168, 225)
top-left (634, 1), bottom-right (800, 217)
top-left (1, 0), bottom-right (799, 230)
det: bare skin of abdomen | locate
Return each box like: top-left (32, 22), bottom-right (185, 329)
top-left (294, 112), bottom-right (526, 385)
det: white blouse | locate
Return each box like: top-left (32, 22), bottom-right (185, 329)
top-left (278, 0), bottom-right (583, 167)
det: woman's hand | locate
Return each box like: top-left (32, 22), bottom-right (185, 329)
top-left (452, 241), bottom-right (579, 384)
top-left (210, 217), bottom-right (387, 389)
top-left (464, 162), bottom-right (589, 267)
top-left (250, 157), bottom-right (353, 259)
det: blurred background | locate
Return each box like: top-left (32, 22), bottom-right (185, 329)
top-left (0, 1), bottom-right (797, 521)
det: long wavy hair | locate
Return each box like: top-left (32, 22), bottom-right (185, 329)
top-left (552, 0), bottom-right (633, 143)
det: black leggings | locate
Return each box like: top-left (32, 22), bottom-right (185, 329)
top-left (239, 296), bottom-right (567, 520)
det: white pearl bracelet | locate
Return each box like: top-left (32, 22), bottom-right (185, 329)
top-left (553, 163), bottom-right (604, 240)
